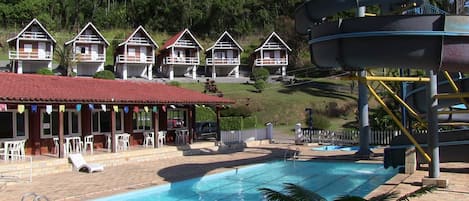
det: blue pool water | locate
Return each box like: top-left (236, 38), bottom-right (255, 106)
top-left (93, 160), bottom-right (397, 201)
top-left (313, 145), bottom-right (376, 151)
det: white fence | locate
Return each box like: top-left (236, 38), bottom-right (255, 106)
top-left (220, 124), bottom-right (272, 145)
top-left (302, 129), bottom-right (427, 146)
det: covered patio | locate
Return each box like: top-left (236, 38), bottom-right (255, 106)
top-left (0, 73), bottom-right (233, 159)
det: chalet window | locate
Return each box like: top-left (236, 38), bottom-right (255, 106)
top-left (167, 109), bottom-right (188, 130)
top-left (132, 111), bottom-right (152, 132)
top-left (0, 112), bottom-right (26, 139)
top-left (24, 44), bottom-right (32, 53)
top-left (81, 47), bottom-right (86, 54)
top-left (41, 110), bottom-right (80, 138)
top-left (91, 110), bottom-right (123, 134)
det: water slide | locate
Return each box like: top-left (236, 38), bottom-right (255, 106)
top-left (295, 0), bottom-right (469, 122)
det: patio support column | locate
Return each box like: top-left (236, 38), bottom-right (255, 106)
top-left (123, 64), bottom-right (128, 80)
top-left (111, 110), bottom-right (116, 153)
top-left (153, 109), bottom-right (159, 148)
top-left (188, 106), bottom-right (194, 144)
top-left (148, 64), bottom-right (153, 80)
top-left (58, 107), bottom-right (65, 158)
top-left (216, 106), bottom-right (221, 142)
top-left (235, 66), bottom-right (239, 78)
top-left (169, 65), bottom-right (174, 80)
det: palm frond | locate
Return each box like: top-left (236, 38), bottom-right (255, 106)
top-left (334, 195), bottom-right (367, 201)
top-left (368, 191), bottom-right (398, 201)
top-left (396, 185), bottom-right (437, 201)
top-left (258, 187), bottom-right (295, 201)
top-left (283, 183), bottom-right (327, 201)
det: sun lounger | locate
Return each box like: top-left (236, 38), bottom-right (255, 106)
top-left (68, 153), bottom-right (104, 173)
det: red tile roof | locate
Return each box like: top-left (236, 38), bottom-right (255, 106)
top-left (0, 73), bottom-right (234, 105)
top-left (161, 30), bottom-right (185, 50)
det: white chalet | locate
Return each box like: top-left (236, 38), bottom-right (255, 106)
top-left (205, 31), bottom-right (243, 78)
top-left (252, 32), bottom-right (291, 77)
top-left (115, 26), bottom-right (158, 80)
top-left (7, 19), bottom-right (56, 74)
top-left (65, 22), bottom-right (109, 76)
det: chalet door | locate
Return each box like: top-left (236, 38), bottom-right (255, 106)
top-left (38, 42), bottom-right (46, 59)
top-left (140, 47), bottom-right (146, 62)
top-left (91, 45), bottom-right (98, 61)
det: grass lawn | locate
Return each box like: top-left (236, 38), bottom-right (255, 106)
top-left (181, 77), bottom-right (358, 130)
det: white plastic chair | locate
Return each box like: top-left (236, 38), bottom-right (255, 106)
top-left (83, 135), bottom-right (94, 154)
top-left (118, 134), bottom-right (130, 150)
top-left (143, 132), bottom-right (154, 147)
top-left (8, 141), bottom-right (21, 160)
top-left (157, 131), bottom-right (165, 148)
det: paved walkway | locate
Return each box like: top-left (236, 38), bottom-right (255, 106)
top-left (2, 135), bottom-right (469, 200)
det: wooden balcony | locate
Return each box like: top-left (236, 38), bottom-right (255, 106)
top-left (262, 42), bottom-right (284, 49)
top-left (19, 31), bottom-right (49, 40)
top-left (163, 57), bottom-right (199, 65)
top-left (213, 42), bottom-right (238, 49)
top-left (116, 55), bottom-right (154, 64)
top-left (206, 58), bottom-right (240, 65)
top-left (73, 53), bottom-right (105, 62)
top-left (255, 58), bottom-right (288, 66)
top-left (127, 37), bottom-right (152, 45)
top-left (174, 40), bottom-right (197, 47)
top-left (9, 51), bottom-right (52, 60)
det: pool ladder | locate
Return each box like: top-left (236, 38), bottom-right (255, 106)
top-left (21, 192), bottom-right (49, 201)
top-left (284, 147), bottom-right (300, 164)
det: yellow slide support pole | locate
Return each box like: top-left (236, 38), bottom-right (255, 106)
top-left (367, 71), bottom-right (426, 125)
top-left (367, 84), bottom-right (432, 163)
top-left (443, 71), bottom-right (469, 108)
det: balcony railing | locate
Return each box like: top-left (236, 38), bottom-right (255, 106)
top-left (262, 42), bottom-right (284, 49)
top-left (19, 31), bottom-right (49, 40)
top-left (73, 53), bottom-right (105, 62)
top-left (9, 51), bottom-right (52, 60)
top-left (163, 57), bottom-right (199, 65)
top-left (206, 58), bottom-right (240, 65)
top-left (174, 40), bottom-right (197, 47)
top-left (116, 55), bottom-right (154, 63)
top-left (127, 37), bottom-right (151, 44)
top-left (255, 58), bottom-right (287, 66)
top-left (213, 42), bottom-right (238, 49)
top-left (76, 35), bottom-right (103, 43)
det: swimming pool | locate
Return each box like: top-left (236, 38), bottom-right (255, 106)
top-left (93, 160), bottom-right (397, 201)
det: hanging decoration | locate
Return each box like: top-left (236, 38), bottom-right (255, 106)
top-left (113, 105), bottom-right (119, 112)
top-left (31, 105), bottom-right (38, 113)
top-left (46, 105), bottom-right (53, 114)
top-left (133, 106), bottom-right (139, 113)
top-left (144, 106), bottom-right (149, 113)
top-left (0, 104), bottom-right (7, 111)
top-left (76, 104), bottom-right (82, 112)
top-left (124, 106), bottom-right (129, 113)
top-left (101, 104), bottom-right (106, 111)
top-left (152, 106), bottom-right (158, 113)
top-left (59, 105), bottom-right (65, 112)
top-left (17, 104), bottom-right (25, 114)
top-left (162, 105), bottom-right (166, 112)
top-left (88, 104), bottom-right (94, 110)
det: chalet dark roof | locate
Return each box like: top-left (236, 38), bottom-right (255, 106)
top-left (118, 26), bottom-right (159, 48)
top-left (160, 29), bottom-right (203, 50)
top-left (65, 22), bottom-right (110, 46)
top-left (7, 18), bottom-right (57, 45)
top-left (254, 32), bottom-right (292, 52)
top-left (0, 73), bottom-right (233, 105)
top-left (206, 31), bottom-right (244, 52)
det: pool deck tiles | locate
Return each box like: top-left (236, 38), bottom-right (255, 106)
top-left (1, 136), bottom-right (469, 200)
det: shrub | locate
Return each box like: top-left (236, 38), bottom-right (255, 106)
top-left (312, 114), bottom-right (331, 130)
top-left (243, 116), bottom-right (257, 129)
top-left (93, 70), bottom-right (115, 80)
top-left (196, 106), bottom-right (216, 122)
top-left (254, 79), bottom-right (266, 92)
top-left (220, 116), bottom-right (243, 131)
top-left (37, 68), bottom-right (54, 75)
top-left (220, 105), bottom-right (252, 118)
top-left (168, 81), bottom-right (181, 87)
top-left (251, 67), bottom-right (269, 81)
